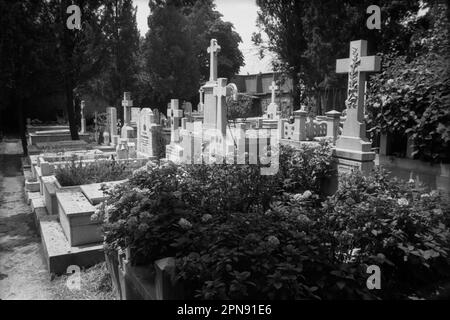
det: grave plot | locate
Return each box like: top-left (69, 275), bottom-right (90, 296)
top-left (23, 145), bottom-right (151, 275)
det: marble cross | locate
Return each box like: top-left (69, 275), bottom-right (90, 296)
top-left (269, 81), bottom-right (279, 104)
top-left (336, 40), bottom-right (380, 125)
top-left (207, 39), bottom-right (221, 82)
top-left (335, 39), bottom-right (381, 150)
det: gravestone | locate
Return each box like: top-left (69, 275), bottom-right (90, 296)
top-left (106, 107), bottom-right (119, 146)
top-left (265, 81), bottom-right (280, 120)
top-left (203, 39), bottom-right (221, 130)
top-left (121, 92), bottom-right (136, 141)
top-left (153, 109), bottom-right (160, 125)
top-left (137, 108), bottom-right (161, 158)
top-left (131, 108), bottom-right (141, 126)
top-left (167, 99), bottom-right (183, 143)
top-left (334, 39), bottom-right (381, 173)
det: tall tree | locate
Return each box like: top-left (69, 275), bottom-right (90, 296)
top-left (142, 0), bottom-right (244, 109)
top-left (0, 0), bottom-right (53, 154)
top-left (81, 0), bottom-right (140, 115)
top-left (253, 0), bottom-right (420, 109)
top-left (143, 4), bottom-right (200, 107)
top-left (48, 0), bottom-right (107, 140)
top-left (185, 0), bottom-right (244, 83)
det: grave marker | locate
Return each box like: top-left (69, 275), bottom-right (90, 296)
top-left (207, 39), bottom-right (221, 82)
top-left (334, 40), bottom-right (381, 172)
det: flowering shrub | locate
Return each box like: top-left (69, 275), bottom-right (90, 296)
top-left (97, 143), bottom-right (334, 262)
top-left (278, 140), bottom-right (335, 194)
top-left (314, 170), bottom-right (450, 299)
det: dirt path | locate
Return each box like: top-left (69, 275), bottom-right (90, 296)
top-left (0, 139), bottom-right (54, 299)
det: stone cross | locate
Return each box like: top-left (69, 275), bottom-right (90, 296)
top-left (336, 40), bottom-right (380, 139)
top-left (207, 39), bottom-right (221, 82)
top-left (167, 99), bottom-right (183, 142)
top-left (122, 92), bottom-right (133, 125)
top-left (80, 100), bottom-right (86, 134)
top-left (269, 81), bottom-right (279, 104)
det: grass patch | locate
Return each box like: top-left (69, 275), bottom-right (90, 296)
top-left (55, 159), bottom-right (133, 187)
top-left (51, 263), bottom-right (116, 300)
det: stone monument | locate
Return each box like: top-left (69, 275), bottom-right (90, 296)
top-left (334, 39), bottom-right (381, 173)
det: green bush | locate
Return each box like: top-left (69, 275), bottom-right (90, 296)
top-left (366, 4), bottom-right (450, 162)
top-left (314, 170), bottom-right (450, 299)
top-left (98, 143), bottom-right (443, 299)
top-left (55, 158), bottom-right (135, 186)
top-left (97, 143), bottom-right (335, 264)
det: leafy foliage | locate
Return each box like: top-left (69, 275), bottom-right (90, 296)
top-left (315, 170), bottom-right (450, 298)
top-left (366, 3), bottom-right (450, 162)
top-left (226, 95), bottom-right (255, 122)
top-left (97, 143), bottom-right (335, 264)
top-left (139, 0), bottom-right (244, 109)
top-left (253, 0), bottom-right (420, 106)
top-left (97, 155), bottom-right (450, 299)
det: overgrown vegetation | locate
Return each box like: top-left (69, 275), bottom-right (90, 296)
top-left (96, 141), bottom-right (450, 299)
top-left (55, 158), bottom-right (134, 186)
top-left (366, 3), bottom-right (450, 162)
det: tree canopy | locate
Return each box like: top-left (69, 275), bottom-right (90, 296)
top-left (253, 0), bottom-right (421, 107)
top-left (140, 0), bottom-right (244, 110)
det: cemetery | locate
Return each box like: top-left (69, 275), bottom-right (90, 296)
top-left (0, 0), bottom-right (449, 303)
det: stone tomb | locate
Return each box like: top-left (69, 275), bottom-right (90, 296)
top-left (80, 180), bottom-right (126, 205)
top-left (56, 191), bottom-right (102, 246)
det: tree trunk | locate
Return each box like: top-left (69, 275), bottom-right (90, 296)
top-left (64, 75), bottom-right (79, 140)
top-left (61, 0), bottom-right (79, 140)
top-left (292, 71), bottom-right (300, 111)
top-left (16, 92), bottom-right (28, 156)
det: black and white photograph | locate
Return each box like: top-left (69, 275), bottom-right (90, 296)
top-left (0, 0), bottom-right (449, 307)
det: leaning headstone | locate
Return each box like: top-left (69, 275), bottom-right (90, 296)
top-left (334, 39), bottom-right (381, 173)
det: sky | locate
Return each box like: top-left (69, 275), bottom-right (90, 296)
top-left (132, 0), bottom-right (273, 75)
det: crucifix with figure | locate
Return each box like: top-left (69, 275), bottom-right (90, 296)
top-left (335, 39), bottom-right (381, 152)
top-left (207, 39), bottom-right (221, 82)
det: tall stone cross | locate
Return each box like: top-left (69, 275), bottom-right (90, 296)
top-left (336, 40), bottom-right (380, 147)
top-left (122, 92), bottom-right (133, 125)
top-left (207, 39), bottom-right (221, 82)
top-left (269, 81), bottom-right (279, 104)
